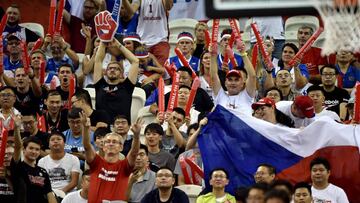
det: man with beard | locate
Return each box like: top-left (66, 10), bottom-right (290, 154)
top-left (126, 144), bottom-right (156, 203)
top-left (93, 39), bottom-right (139, 123)
top-left (56, 64), bottom-right (87, 108)
top-left (2, 4), bottom-right (40, 43)
top-left (62, 0), bottom-right (98, 53)
top-left (42, 34), bottom-right (79, 73)
top-left (320, 65), bottom-right (350, 116)
top-left (141, 167), bottom-right (189, 203)
top-left (8, 67), bottom-right (43, 114)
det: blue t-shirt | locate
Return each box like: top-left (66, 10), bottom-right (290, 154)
top-left (169, 56), bottom-right (200, 72)
top-left (46, 56), bottom-right (75, 74)
top-left (63, 129), bottom-right (95, 153)
top-left (336, 64), bottom-right (360, 88)
top-left (217, 53), bottom-right (244, 70)
top-left (3, 55), bottom-right (22, 71)
top-left (116, 13), bottom-right (139, 35)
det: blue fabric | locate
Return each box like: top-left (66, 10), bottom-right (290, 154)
top-left (336, 65), bottom-right (360, 88)
top-left (145, 88), bottom-right (158, 106)
top-left (111, 0), bottom-right (121, 22)
top-left (169, 56), bottom-right (200, 72)
top-left (217, 53), bottom-right (244, 70)
top-left (116, 13), bottom-right (138, 35)
top-left (198, 105), bottom-right (302, 194)
top-left (46, 57), bottom-right (74, 74)
top-left (3, 55), bottom-right (22, 71)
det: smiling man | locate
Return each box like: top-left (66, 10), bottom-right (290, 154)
top-left (196, 168), bottom-right (236, 203)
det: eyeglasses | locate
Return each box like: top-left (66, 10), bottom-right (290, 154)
top-left (321, 73), bottom-right (336, 77)
top-left (0, 93), bottom-right (15, 97)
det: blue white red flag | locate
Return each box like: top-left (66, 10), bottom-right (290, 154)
top-left (198, 105), bottom-right (360, 202)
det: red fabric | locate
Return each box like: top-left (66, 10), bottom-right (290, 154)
top-left (301, 47), bottom-right (327, 76)
top-left (88, 154), bottom-right (133, 203)
top-left (149, 41), bottom-right (170, 66)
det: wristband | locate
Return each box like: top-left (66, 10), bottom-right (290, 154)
top-left (239, 52), bottom-right (247, 57)
top-left (266, 68), bottom-right (274, 74)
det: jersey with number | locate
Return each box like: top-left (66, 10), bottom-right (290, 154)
top-left (136, 0), bottom-right (168, 47)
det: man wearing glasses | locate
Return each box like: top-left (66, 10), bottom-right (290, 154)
top-left (82, 111), bottom-right (143, 202)
top-left (0, 86), bottom-right (20, 129)
top-left (320, 65), bottom-right (350, 116)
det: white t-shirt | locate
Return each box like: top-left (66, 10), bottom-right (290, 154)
top-left (38, 153), bottom-right (81, 191)
top-left (215, 88), bottom-right (254, 116)
top-left (312, 184), bottom-right (349, 203)
top-left (315, 108), bottom-right (341, 122)
top-left (250, 16), bottom-right (285, 42)
top-left (61, 190), bottom-right (87, 203)
top-left (276, 101), bottom-right (315, 128)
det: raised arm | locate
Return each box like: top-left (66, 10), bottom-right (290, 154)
top-left (93, 42), bottom-right (106, 84)
top-left (13, 115), bottom-right (22, 162)
top-left (122, 0), bottom-right (137, 18)
top-left (162, 0), bottom-right (174, 11)
top-left (115, 40), bottom-right (139, 84)
top-left (236, 39), bottom-right (257, 98)
top-left (185, 118), bottom-right (207, 150)
top-left (126, 118), bottom-right (143, 167)
top-left (80, 112), bottom-right (96, 164)
top-left (166, 116), bottom-right (186, 148)
top-left (210, 44), bottom-right (222, 96)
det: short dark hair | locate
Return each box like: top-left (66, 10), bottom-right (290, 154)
top-left (187, 123), bottom-right (199, 135)
top-left (265, 189), bottom-right (290, 203)
top-left (58, 63), bottom-right (74, 73)
top-left (0, 86), bottom-right (16, 94)
top-left (144, 123), bottom-right (164, 136)
top-left (221, 28), bottom-right (232, 38)
top-left (258, 163), bottom-right (276, 175)
top-left (178, 85), bottom-right (191, 91)
top-left (210, 168), bottom-right (229, 179)
top-left (265, 87), bottom-right (283, 99)
top-left (67, 107), bottom-right (82, 119)
top-left (46, 90), bottom-right (61, 99)
top-left (157, 166), bottom-right (174, 176)
top-left (270, 179), bottom-right (293, 194)
top-left (173, 107), bottom-right (186, 118)
top-left (282, 43), bottom-right (299, 54)
top-left (298, 25), bottom-right (314, 35)
top-left (177, 66), bottom-right (193, 78)
top-left (21, 109), bottom-right (37, 119)
top-left (94, 127), bottom-right (110, 141)
top-left (319, 64), bottom-right (339, 75)
top-left (310, 157), bottom-right (331, 171)
top-left (48, 131), bottom-right (66, 143)
top-left (113, 115), bottom-right (130, 125)
top-left (293, 182), bottom-right (312, 195)
top-left (306, 85), bottom-right (325, 96)
top-left (139, 144), bottom-right (148, 155)
top-left (248, 182), bottom-right (270, 196)
top-left (23, 136), bottom-right (42, 149)
top-left (74, 90), bottom-right (93, 109)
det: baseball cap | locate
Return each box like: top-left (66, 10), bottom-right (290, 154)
top-left (226, 70), bottom-right (241, 78)
top-left (294, 96), bottom-right (315, 118)
top-left (6, 33), bottom-right (21, 41)
top-left (251, 97), bottom-right (276, 110)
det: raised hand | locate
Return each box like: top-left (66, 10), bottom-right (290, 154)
top-left (235, 38), bottom-right (246, 54)
top-left (94, 11), bottom-right (118, 42)
top-left (79, 111), bottom-right (90, 127)
top-left (209, 42), bottom-right (218, 56)
top-left (131, 117), bottom-right (144, 136)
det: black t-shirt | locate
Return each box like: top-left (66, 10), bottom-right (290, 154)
top-left (193, 43), bottom-right (205, 59)
top-left (0, 177), bottom-right (15, 202)
top-left (164, 87), bottom-right (214, 114)
top-left (94, 78), bottom-right (135, 123)
top-left (141, 188), bottom-right (189, 203)
top-left (14, 88), bottom-right (43, 114)
top-left (10, 160), bottom-right (53, 203)
top-left (56, 86), bottom-right (87, 108)
top-left (322, 86), bottom-right (350, 115)
top-left (89, 109), bottom-right (110, 127)
top-left (44, 109), bottom-right (69, 133)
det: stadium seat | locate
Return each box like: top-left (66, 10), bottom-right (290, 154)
top-left (285, 30), bottom-right (299, 46)
top-left (175, 184), bottom-right (202, 203)
top-left (313, 31), bottom-right (326, 48)
top-left (131, 87), bottom-right (146, 124)
top-left (169, 34), bottom-right (178, 57)
top-left (76, 53), bottom-right (85, 75)
top-left (84, 87), bottom-right (96, 109)
top-left (19, 22), bottom-right (44, 38)
top-left (285, 15), bottom-right (319, 33)
top-left (137, 105), bottom-right (156, 135)
top-left (169, 18), bottom-right (199, 39)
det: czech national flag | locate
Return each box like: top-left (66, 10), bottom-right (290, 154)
top-left (198, 105), bottom-right (360, 202)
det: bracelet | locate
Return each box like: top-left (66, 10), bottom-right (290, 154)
top-left (239, 52), bottom-right (247, 57)
top-left (266, 68), bottom-right (274, 74)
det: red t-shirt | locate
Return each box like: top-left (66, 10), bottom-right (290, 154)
top-left (301, 47), bottom-right (327, 76)
top-left (88, 154), bottom-right (133, 203)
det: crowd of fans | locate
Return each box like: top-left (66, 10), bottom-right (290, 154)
top-left (0, 0), bottom-right (357, 202)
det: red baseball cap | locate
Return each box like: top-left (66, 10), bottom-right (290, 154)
top-left (226, 70), bottom-right (241, 78)
top-left (251, 97), bottom-right (276, 110)
top-left (294, 95), bottom-right (315, 118)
